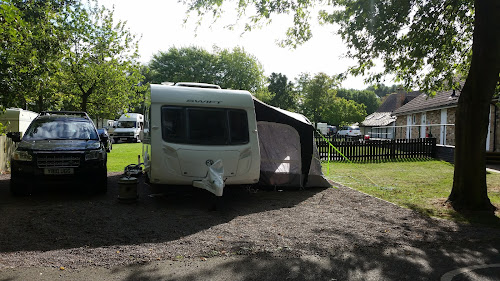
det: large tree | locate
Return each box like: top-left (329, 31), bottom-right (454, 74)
top-left (336, 88), bottom-right (380, 115)
top-left (0, 1), bottom-right (25, 111)
top-left (148, 46), bottom-right (216, 84)
top-left (366, 84), bottom-right (402, 98)
top-left (0, 0), bottom-right (71, 112)
top-left (296, 72), bottom-right (366, 125)
top-left (323, 97), bottom-right (367, 126)
top-left (296, 72), bottom-right (337, 124)
top-left (214, 46), bottom-right (265, 92)
top-left (267, 72), bottom-right (297, 111)
top-left (148, 46), bottom-right (265, 92)
top-left (59, 1), bottom-right (144, 117)
top-left (184, 0), bottom-right (500, 212)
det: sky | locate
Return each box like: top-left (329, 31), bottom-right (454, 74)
top-left (99, 0), bottom-right (380, 90)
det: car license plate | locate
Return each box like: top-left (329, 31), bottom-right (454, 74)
top-left (120, 138), bottom-right (128, 141)
top-left (44, 168), bottom-right (74, 175)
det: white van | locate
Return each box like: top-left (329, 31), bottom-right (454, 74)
top-left (113, 113), bottom-right (144, 143)
top-left (142, 83), bottom-right (260, 196)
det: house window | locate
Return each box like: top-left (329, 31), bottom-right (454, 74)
top-left (412, 114), bottom-right (417, 124)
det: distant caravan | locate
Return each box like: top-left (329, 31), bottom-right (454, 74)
top-left (142, 83), bottom-right (261, 196)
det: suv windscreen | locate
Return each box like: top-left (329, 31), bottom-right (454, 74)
top-left (161, 106), bottom-right (249, 145)
top-left (24, 118), bottom-right (99, 141)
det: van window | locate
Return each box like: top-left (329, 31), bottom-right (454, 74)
top-left (161, 106), bottom-right (249, 145)
top-left (118, 121), bottom-right (137, 128)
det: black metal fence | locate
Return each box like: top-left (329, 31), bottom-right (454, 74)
top-left (315, 137), bottom-right (437, 162)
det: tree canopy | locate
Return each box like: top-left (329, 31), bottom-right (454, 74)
top-left (0, 0), bottom-right (144, 119)
top-left (267, 72), bottom-right (297, 111)
top-left (295, 72), bottom-right (366, 125)
top-left (183, 0), bottom-right (500, 212)
top-left (147, 46), bottom-right (265, 92)
top-left (0, 0), bottom-right (70, 112)
top-left (366, 84), bottom-right (402, 98)
top-left (58, 1), bottom-right (144, 117)
top-left (336, 88), bottom-right (380, 115)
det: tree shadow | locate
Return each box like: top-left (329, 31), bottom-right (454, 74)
top-left (0, 173), bottom-right (326, 253)
top-left (111, 205), bottom-right (500, 281)
top-left (404, 201), bottom-right (500, 228)
top-left (111, 185), bottom-right (500, 281)
top-left (2, 175), bottom-right (500, 280)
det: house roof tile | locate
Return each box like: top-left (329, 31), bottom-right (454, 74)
top-left (361, 112), bottom-right (396, 126)
top-left (361, 91), bottom-right (420, 127)
top-left (392, 89), bottom-right (460, 115)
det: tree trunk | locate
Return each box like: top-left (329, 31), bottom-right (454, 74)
top-left (447, 0), bottom-right (500, 211)
top-left (37, 95), bottom-right (44, 113)
top-left (79, 84), bottom-right (94, 113)
top-left (81, 94), bottom-right (88, 113)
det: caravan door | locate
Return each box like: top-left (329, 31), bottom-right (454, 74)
top-left (257, 121), bottom-right (302, 187)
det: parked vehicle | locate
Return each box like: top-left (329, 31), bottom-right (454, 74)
top-left (6, 111), bottom-right (108, 195)
top-left (106, 120), bottom-right (117, 142)
top-left (316, 122), bottom-right (328, 135)
top-left (97, 128), bottom-right (112, 152)
top-left (337, 125), bottom-right (362, 139)
top-left (142, 82), bottom-right (261, 196)
top-left (327, 125), bottom-right (337, 136)
top-left (113, 113), bottom-right (144, 143)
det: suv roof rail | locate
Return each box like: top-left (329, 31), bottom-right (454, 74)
top-left (39, 111), bottom-right (90, 119)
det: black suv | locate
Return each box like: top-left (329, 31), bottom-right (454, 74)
top-left (7, 111), bottom-right (108, 195)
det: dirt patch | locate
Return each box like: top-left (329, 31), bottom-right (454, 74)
top-left (1, 173), bottom-right (500, 272)
top-left (429, 197), bottom-right (451, 210)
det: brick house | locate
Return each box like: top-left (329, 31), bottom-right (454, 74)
top-left (360, 91), bottom-right (420, 138)
top-left (391, 89), bottom-right (499, 153)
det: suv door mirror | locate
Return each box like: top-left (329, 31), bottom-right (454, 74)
top-left (6, 132), bottom-right (21, 142)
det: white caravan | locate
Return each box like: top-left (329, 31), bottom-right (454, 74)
top-left (113, 113), bottom-right (144, 143)
top-left (316, 122), bottom-right (328, 135)
top-left (142, 83), bottom-right (260, 196)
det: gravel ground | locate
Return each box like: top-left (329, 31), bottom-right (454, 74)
top-left (1, 172), bottom-right (500, 280)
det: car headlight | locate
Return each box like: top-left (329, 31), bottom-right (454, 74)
top-left (85, 150), bottom-right (101, 161)
top-left (12, 150), bottom-right (33, 161)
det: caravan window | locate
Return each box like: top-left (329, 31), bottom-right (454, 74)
top-left (162, 107), bottom-right (186, 142)
top-left (161, 106), bottom-right (249, 145)
top-left (228, 110), bottom-right (249, 143)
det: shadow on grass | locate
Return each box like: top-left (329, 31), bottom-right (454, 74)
top-left (404, 201), bottom-right (500, 228)
top-left (331, 157), bottom-right (439, 164)
top-left (453, 210), bottom-right (500, 227)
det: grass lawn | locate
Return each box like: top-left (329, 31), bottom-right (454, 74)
top-left (323, 160), bottom-right (500, 225)
top-left (107, 143), bottom-right (143, 172)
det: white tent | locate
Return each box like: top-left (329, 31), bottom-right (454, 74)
top-left (253, 98), bottom-right (330, 188)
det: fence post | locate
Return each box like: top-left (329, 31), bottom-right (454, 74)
top-left (430, 137), bottom-right (437, 158)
